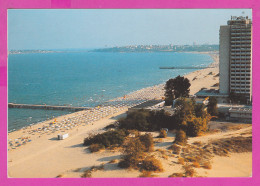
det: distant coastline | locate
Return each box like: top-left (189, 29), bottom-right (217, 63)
top-left (92, 44), bottom-right (219, 53)
top-left (8, 44), bottom-right (219, 55)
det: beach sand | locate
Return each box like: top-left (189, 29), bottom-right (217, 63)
top-left (7, 51), bottom-right (251, 178)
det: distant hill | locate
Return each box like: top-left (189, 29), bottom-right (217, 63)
top-left (92, 44), bottom-right (219, 53)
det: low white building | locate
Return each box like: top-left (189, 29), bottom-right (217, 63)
top-left (229, 107), bottom-right (252, 122)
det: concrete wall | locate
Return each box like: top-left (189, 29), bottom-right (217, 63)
top-left (219, 25), bottom-right (230, 94)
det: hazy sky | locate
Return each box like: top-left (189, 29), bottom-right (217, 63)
top-left (8, 9), bottom-right (252, 50)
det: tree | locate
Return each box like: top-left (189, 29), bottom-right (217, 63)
top-left (164, 76), bottom-right (191, 105)
top-left (207, 97), bottom-right (218, 116)
top-left (194, 103), bottom-right (207, 118)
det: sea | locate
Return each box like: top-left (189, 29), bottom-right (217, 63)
top-left (8, 51), bottom-right (213, 131)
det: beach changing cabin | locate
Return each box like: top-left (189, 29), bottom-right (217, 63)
top-left (58, 133), bottom-right (69, 140)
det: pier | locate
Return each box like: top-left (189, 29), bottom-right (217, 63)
top-left (8, 103), bottom-right (90, 111)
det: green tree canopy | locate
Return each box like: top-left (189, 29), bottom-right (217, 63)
top-left (207, 97), bottom-right (218, 116)
top-left (164, 76), bottom-right (191, 105)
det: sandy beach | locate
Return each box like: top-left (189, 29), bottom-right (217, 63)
top-left (7, 51), bottom-right (251, 178)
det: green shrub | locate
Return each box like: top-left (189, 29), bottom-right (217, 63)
top-left (186, 117), bottom-right (208, 137)
top-left (174, 130), bottom-right (187, 145)
top-left (83, 129), bottom-right (128, 148)
top-left (119, 110), bottom-right (151, 131)
top-left (139, 133), bottom-right (154, 152)
top-left (141, 156), bottom-right (164, 172)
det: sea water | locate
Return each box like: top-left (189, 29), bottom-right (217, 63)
top-left (8, 51), bottom-right (213, 130)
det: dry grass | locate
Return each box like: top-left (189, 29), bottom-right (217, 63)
top-left (81, 164), bottom-right (105, 178)
top-left (156, 148), bottom-right (167, 155)
top-left (192, 161), bottom-right (200, 168)
top-left (183, 164), bottom-right (196, 177)
top-left (169, 144), bottom-right (181, 154)
top-left (139, 171), bottom-right (157, 177)
top-left (178, 157), bottom-right (185, 165)
top-left (162, 155), bottom-right (169, 160)
top-left (169, 173), bottom-right (184, 177)
top-left (202, 161), bottom-right (212, 169)
top-left (192, 141), bottom-right (203, 147)
top-left (81, 170), bottom-right (92, 178)
top-left (89, 143), bottom-right (105, 152)
top-left (74, 168), bottom-right (82, 172)
top-left (174, 130), bottom-right (187, 145)
top-left (139, 133), bottom-right (154, 152)
top-left (184, 156), bottom-right (200, 163)
top-left (210, 136), bottom-right (252, 156)
top-left (109, 159), bottom-right (117, 164)
top-left (141, 156), bottom-right (164, 172)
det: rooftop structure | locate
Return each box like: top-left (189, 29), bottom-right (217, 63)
top-left (219, 16), bottom-right (252, 101)
top-left (128, 100), bottom-right (165, 113)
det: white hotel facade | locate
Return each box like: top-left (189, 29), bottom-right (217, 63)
top-left (219, 16), bottom-right (252, 101)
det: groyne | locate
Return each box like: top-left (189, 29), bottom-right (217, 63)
top-left (8, 103), bottom-right (90, 111)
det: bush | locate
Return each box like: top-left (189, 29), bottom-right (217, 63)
top-left (139, 133), bottom-right (154, 152)
top-left (169, 144), bottom-right (181, 154)
top-left (141, 156), bottom-right (164, 172)
top-left (119, 110), bottom-right (151, 131)
top-left (118, 159), bottom-right (131, 169)
top-left (139, 171), bottom-right (156, 177)
top-left (83, 129), bottom-right (128, 148)
top-left (183, 164), bottom-right (196, 177)
top-left (119, 137), bottom-right (146, 169)
top-left (158, 129), bottom-right (167, 138)
top-left (207, 97), bottom-right (218, 116)
top-left (192, 161), bottom-right (200, 168)
top-left (178, 157), bottom-right (185, 165)
top-left (174, 130), bottom-right (187, 145)
top-left (89, 143), bottom-right (105, 152)
top-left (81, 170), bottom-right (92, 178)
top-left (186, 117), bottom-right (208, 137)
top-left (169, 173), bottom-right (184, 177)
top-left (202, 162), bottom-right (212, 169)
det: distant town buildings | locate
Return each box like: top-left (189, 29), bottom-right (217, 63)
top-left (219, 16), bottom-right (252, 101)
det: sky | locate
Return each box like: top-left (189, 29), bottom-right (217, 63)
top-left (8, 9), bottom-right (252, 50)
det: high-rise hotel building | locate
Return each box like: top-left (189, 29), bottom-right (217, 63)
top-left (219, 16), bottom-right (252, 101)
